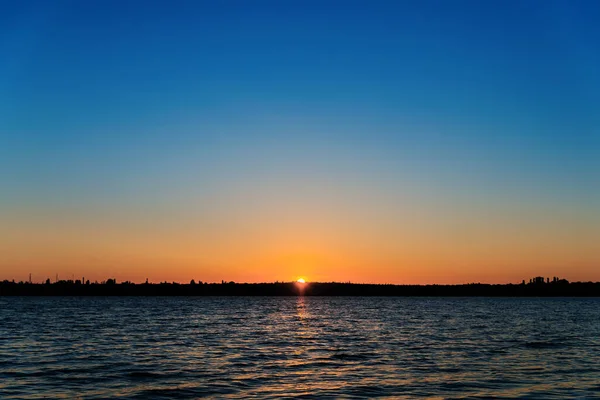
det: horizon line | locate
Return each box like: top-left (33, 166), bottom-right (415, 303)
top-left (4, 276), bottom-right (597, 286)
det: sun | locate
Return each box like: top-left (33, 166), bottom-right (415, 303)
top-left (296, 278), bottom-right (306, 283)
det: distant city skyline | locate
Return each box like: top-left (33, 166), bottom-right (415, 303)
top-left (1, 0), bottom-right (599, 284)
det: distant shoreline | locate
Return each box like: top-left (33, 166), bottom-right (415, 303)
top-left (2, 279), bottom-right (600, 296)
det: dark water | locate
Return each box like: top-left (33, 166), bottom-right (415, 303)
top-left (1, 297), bottom-right (599, 399)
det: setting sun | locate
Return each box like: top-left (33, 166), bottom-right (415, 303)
top-left (297, 278), bottom-right (306, 283)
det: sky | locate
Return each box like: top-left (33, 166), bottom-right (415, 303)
top-left (1, 0), bottom-right (599, 284)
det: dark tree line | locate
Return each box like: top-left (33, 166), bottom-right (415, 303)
top-left (1, 277), bottom-right (600, 296)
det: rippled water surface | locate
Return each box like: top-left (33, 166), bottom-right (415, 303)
top-left (1, 297), bottom-right (600, 399)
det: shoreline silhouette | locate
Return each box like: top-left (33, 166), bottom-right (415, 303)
top-left (1, 276), bottom-right (599, 296)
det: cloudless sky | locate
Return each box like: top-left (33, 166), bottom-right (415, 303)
top-left (1, 0), bottom-right (599, 283)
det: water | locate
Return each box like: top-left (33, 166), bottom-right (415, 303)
top-left (1, 297), bottom-right (599, 399)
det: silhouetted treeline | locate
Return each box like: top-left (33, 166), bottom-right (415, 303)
top-left (1, 277), bottom-right (600, 296)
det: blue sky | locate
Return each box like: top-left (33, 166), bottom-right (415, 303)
top-left (1, 0), bottom-right (599, 282)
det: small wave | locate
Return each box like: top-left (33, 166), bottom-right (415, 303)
top-left (2, 367), bottom-right (82, 378)
top-left (487, 347), bottom-right (510, 354)
top-left (439, 381), bottom-right (474, 390)
top-left (436, 367), bottom-right (462, 374)
top-left (129, 384), bottom-right (237, 399)
top-left (285, 360), bottom-right (345, 371)
top-left (554, 367), bottom-right (600, 375)
top-left (228, 361), bottom-right (257, 368)
top-left (126, 371), bottom-right (166, 379)
top-left (329, 352), bottom-right (374, 361)
top-left (589, 383), bottom-right (600, 393)
top-left (345, 384), bottom-right (389, 396)
top-left (522, 341), bottom-right (565, 349)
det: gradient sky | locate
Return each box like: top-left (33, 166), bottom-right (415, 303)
top-left (1, 0), bottom-right (599, 284)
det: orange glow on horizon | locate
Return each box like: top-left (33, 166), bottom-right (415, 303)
top-left (1, 195), bottom-right (598, 285)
